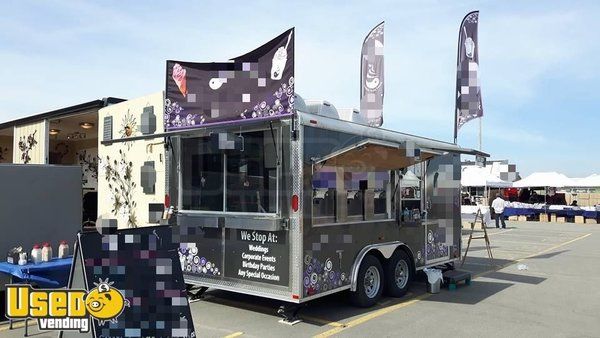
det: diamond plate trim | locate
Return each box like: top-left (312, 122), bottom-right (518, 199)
top-left (290, 115), bottom-right (303, 297)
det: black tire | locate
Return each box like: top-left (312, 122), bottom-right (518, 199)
top-left (350, 254), bottom-right (384, 307)
top-left (383, 250), bottom-right (412, 297)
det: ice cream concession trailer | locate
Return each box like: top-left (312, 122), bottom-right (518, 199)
top-left (98, 28), bottom-right (486, 310)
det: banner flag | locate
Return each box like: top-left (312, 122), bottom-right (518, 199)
top-left (360, 22), bottom-right (385, 127)
top-left (454, 11), bottom-right (483, 140)
top-left (165, 28), bottom-right (294, 131)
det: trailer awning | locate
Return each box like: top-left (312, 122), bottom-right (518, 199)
top-left (311, 139), bottom-right (441, 171)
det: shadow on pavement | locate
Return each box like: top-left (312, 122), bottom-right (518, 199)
top-left (193, 233), bottom-right (561, 327)
top-left (485, 271), bottom-right (546, 285)
top-left (528, 250), bottom-right (569, 259)
top-left (423, 280), bottom-right (513, 305)
top-left (199, 286), bottom-right (431, 327)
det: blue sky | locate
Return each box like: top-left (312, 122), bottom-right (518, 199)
top-left (0, 0), bottom-right (598, 176)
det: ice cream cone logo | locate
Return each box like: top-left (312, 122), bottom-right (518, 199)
top-left (364, 63), bottom-right (381, 91)
top-left (271, 31), bottom-right (293, 80)
top-left (463, 27), bottom-right (475, 59)
top-left (172, 63), bottom-right (188, 97)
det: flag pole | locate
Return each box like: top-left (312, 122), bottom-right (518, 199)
top-left (479, 116), bottom-right (482, 151)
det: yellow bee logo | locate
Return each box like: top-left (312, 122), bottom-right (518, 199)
top-left (85, 279), bottom-right (128, 324)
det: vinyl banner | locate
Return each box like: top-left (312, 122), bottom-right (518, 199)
top-left (165, 28), bottom-right (295, 131)
top-left (360, 22), bottom-right (385, 127)
top-left (455, 11), bottom-right (483, 138)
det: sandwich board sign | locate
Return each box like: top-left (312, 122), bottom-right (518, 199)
top-left (60, 225), bottom-right (195, 337)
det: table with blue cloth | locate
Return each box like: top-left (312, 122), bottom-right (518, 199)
top-left (504, 207), bottom-right (538, 217)
top-left (583, 210), bottom-right (599, 219)
top-left (0, 257), bottom-right (72, 288)
top-left (503, 207), bottom-right (599, 220)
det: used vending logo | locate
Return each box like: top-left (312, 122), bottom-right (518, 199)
top-left (5, 279), bottom-right (128, 332)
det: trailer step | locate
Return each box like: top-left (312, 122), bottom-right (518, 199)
top-left (443, 270), bottom-right (471, 291)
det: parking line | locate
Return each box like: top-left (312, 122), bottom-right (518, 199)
top-left (313, 294), bottom-right (431, 338)
top-left (301, 315), bottom-right (346, 328)
top-left (520, 233), bottom-right (591, 260)
top-left (472, 233), bottom-right (592, 279)
top-left (314, 232), bottom-right (592, 337)
top-left (461, 228), bottom-right (513, 240)
top-left (488, 229), bottom-right (514, 236)
top-left (223, 332), bottom-right (244, 338)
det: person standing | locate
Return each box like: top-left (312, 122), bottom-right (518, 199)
top-left (492, 193), bottom-right (507, 229)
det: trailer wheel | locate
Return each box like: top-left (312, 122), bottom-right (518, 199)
top-left (350, 254), bottom-right (384, 307)
top-left (384, 250), bottom-right (412, 297)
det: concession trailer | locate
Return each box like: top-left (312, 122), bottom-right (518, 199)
top-left (98, 28), bottom-right (486, 310)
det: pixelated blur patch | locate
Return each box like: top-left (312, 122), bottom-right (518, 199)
top-left (74, 226), bottom-right (195, 337)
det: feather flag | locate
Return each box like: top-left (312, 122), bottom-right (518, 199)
top-left (360, 22), bottom-right (385, 127)
top-left (454, 11), bottom-right (483, 141)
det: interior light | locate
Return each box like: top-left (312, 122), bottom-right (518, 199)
top-left (49, 129), bottom-right (60, 135)
top-left (79, 122), bottom-right (94, 129)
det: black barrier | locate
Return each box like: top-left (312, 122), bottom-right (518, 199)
top-left (63, 226), bottom-right (195, 337)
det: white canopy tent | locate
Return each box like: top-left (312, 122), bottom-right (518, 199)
top-left (572, 174), bottom-right (600, 188)
top-left (512, 172), bottom-right (575, 188)
top-left (461, 166), bottom-right (512, 188)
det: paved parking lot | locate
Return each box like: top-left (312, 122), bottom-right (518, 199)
top-left (2, 221), bottom-right (598, 337)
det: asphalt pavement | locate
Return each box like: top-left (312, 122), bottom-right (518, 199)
top-left (2, 221), bottom-right (598, 337)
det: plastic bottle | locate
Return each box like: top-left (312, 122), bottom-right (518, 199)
top-left (31, 244), bottom-right (42, 264)
top-left (41, 242), bottom-right (53, 262)
top-left (402, 208), bottom-right (410, 222)
top-left (58, 241), bottom-right (69, 258)
top-left (18, 252), bottom-right (28, 266)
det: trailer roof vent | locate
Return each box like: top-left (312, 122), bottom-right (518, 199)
top-left (304, 100), bottom-right (339, 119)
top-left (293, 93), bottom-right (307, 113)
top-left (337, 108), bottom-right (369, 126)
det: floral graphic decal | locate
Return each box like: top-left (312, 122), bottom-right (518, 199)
top-left (178, 244), bottom-right (221, 277)
top-left (164, 99), bottom-right (203, 130)
top-left (119, 110), bottom-right (138, 150)
top-left (101, 149), bottom-right (137, 227)
top-left (420, 229), bottom-right (449, 263)
top-left (240, 76), bottom-right (295, 119)
top-left (0, 146), bottom-right (9, 162)
top-left (18, 130), bottom-right (37, 164)
top-left (303, 254), bottom-right (347, 297)
top-left (77, 149), bottom-right (99, 185)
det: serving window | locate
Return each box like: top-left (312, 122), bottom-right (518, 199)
top-left (309, 138), bottom-right (435, 226)
top-left (181, 129), bottom-right (279, 214)
top-left (312, 164), bottom-right (392, 225)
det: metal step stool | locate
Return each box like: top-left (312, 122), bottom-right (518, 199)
top-left (443, 270), bottom-right (471, 291)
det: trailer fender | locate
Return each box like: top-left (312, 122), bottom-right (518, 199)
top-left (350, 241), bottom-right (411, 292)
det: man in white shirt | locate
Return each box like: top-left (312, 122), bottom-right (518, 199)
top-left (491, 193), bottom-right (507, 229)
